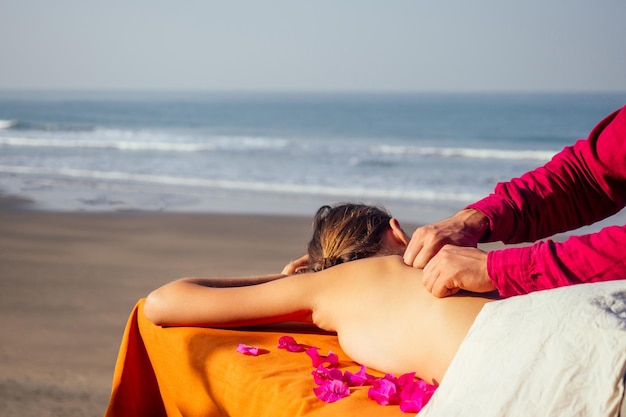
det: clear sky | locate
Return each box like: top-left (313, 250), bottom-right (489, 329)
top-left (1, 0), bottom-right (625, 93)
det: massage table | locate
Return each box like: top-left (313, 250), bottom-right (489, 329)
top-left (105, 299), bottom-right (409, 416)
top-left (106, 281), bottom-right (626, 416)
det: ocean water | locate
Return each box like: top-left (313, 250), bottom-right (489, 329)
top-left (0, 91), bottom-right (625, 226)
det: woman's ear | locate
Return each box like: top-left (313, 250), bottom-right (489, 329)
top-left (389, 218), bottom-right (410, 246)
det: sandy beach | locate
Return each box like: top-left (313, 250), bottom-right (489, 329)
top-left (1, 196), bottom-right (359, 417)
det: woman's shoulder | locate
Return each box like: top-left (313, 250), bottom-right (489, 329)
top-left (339, 254), bottom-right (407, 267)
top-left (319, 255), bottom-right (420, 283)
top-left (351, 254), bottom-right (415, 271)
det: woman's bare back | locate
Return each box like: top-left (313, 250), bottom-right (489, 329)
top-left (307, 255), bottom-right (494, 384)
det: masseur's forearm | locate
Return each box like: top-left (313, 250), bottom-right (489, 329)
top-left (469, 106), bottom-right (626, 244)
top-left (487, 224), bottom-right (626, 297)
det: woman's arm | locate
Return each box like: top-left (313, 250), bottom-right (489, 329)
top-left (144, 275), bottom-right (315, 328)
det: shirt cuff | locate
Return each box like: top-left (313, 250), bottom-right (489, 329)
top-left (467, 195), bottom-right (515, 243)
top-left (487, 247), bottom-right (537, 297)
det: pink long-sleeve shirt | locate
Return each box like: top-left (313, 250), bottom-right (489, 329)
top-left (468, 105), bottom-right (626, 297)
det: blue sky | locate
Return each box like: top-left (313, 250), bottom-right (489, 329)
top-left (1, 0), bottom-right (625, 92)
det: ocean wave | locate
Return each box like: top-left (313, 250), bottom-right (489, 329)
top-left (0, 135), bottom-right (288, 153)
top-left (0, 120), bottom-right (16, 129)
top-left (0, 119), bottom-right (95, 132)
top-left (1, 128), bottom-right (558, 162)
top-left (374, 144), bottom-right (557, 161)
top-left (0, 164), bottom-right (480, 203)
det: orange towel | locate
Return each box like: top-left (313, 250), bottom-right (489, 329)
top-left (106, 299), bottom-right (405, 417)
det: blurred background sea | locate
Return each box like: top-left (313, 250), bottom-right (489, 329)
top-left (0, 90), bottom-right (624, 228)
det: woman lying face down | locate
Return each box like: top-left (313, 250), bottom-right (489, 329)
top-left (144, 203), bottom-right (496, 385)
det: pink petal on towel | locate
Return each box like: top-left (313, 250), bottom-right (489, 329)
top-left (306, 347), bottom-right (339, 367)
top-left (396, 372), bottom-right (416, 388)
top-left (399, 379), bottom-right (437, 413)
top-left (311, 365), bottom-right (343, 385)
top-left (236, 343), bottom-right (261, 356)
top-left (313, 379), bottom-right (350, 403)
top-left (277, 335), bottom-right (307, 352)
top-left (326, 350), bottom-right (339, 365)
top-left (344, 365), bottom-right (375, 387)
top-left (368, 377), bottom-right (399, 406)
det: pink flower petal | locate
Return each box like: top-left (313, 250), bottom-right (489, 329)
top-left (382, 373), bottom-right (398, 384)
top-left (326, 351), bottom-right (339, 365)
top-left (311, 365), bottom-right (343, 385)
top-left (313, 379), bottom-right (350, 403)
top-left (236, 343), bottom-right (261, 356)
top-left (399, 379), bottom-right (437, 413)
top-left (306, 347), bottom-right (339, 367)
top-left (396, 372), bottom-right (416, 388)
top-left (277, 335), bottom-right (307, 352)
top-left (368, 377), bottom-right (399, 406)
top-left (344, 365), bottom-right (375, 387)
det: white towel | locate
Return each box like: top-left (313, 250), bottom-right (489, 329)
top-left (419, 281), bottom-right (626, 417)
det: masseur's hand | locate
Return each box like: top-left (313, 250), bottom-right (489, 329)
top-left (281, 254), bottom-right (309, 275)
top-left (422, 245), bottom-right (495, 297)
top-left (403, 209), bottom-right (490, 269)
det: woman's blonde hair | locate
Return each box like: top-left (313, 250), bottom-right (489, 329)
top-left (303, 203), bottom-right (393, 272)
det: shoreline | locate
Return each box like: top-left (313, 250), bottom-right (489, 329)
top-left (0, 194), bottom-right (35, 211)
top-left (0, 179), bottom-right (463, 225)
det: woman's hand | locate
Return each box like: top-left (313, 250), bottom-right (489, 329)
top-left (421, 245), bottom-right (495, 297)
top-left (281, 254), bottom-right (310, 275)
top-left (403, 209), bottom-right (490, 269)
